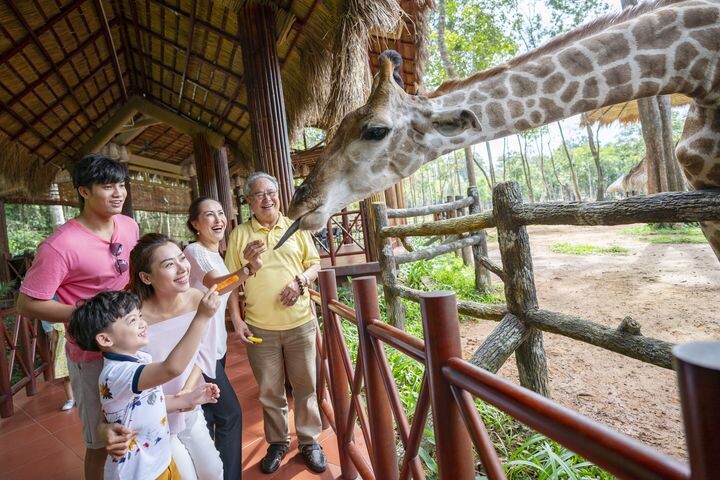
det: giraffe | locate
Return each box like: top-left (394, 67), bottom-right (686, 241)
top-left (287, 0), bottom-right (720, 260)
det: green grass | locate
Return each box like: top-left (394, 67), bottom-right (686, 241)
top-left (622, 223), bottom-right (705, 244)
top-left (550, 243), bottom-right (629, 255)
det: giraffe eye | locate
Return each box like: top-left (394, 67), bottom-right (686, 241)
top-left (362, 126), bottom-right (390, 141)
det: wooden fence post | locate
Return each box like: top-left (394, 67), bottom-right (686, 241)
top-left (373, 202), bottom-right (405, 330)
top-left (421, 291), bottom-right (475, 480)
top-left (468, 186), bottom-right (491, 293)
top-left (18, 316), bottom-right (37, 396)
top-left (673, 341), bottom-right (720, 480)
top-left (353, 276), bottom-right (399, 480)
top-left (493, 181), bottom-right (550, 397)
top-left (317, 270), bottom-right (358, 479)
top-left (0, 314), bottom-right (12, 417)
top-left (455, 195), bottom-right (473, 266)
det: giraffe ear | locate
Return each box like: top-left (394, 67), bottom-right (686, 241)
top-left (431, 109), bottom-right (481, 137)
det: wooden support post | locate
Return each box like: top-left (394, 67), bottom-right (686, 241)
top-left (237, 4), bottom-right (294, 211)
top-left (213, 147), bottom-right (234, 244)
top-left (673, 342), bottom-right (720, 480)
top-left (493, 181), bottom-right (550, 397)
top-left (0, 314), bottom-right (12, 417)
top-left (18, 316), bottom-right (37, 396)
top-left (362, 192), bottom-right (384, 263)
top-left (317, 270), bottom-right (358, 480)
top-left (353, 276), bottom-right (398, 480)
top-left (121, 178), bottom-right (134, 218)
top-left (0, 199), bottom-right (10, 283)
top-left (192, 133), bottom-right (219, 201)
top-left (326, 218), bottom-right (336, 266)
top-left (468, 186), bottom-right (491, 292)
top-left (373, 202), bottom-right (405, 330)
top-left (420, 291), bottom-right (475, 480)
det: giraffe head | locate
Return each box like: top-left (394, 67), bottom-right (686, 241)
top-left (288, 50), bottom-right (481, 230)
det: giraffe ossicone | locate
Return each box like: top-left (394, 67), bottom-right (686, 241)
top-left (288, 0), bottom-right (720, 261)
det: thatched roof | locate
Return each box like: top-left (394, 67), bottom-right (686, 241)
top-left (0, 0), bottom-right (430, 203)
top-left (583, 94), bottom-right (691, 126)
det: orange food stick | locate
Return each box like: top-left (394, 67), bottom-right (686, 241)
top-left (215, 275), bottom-right (239, 291)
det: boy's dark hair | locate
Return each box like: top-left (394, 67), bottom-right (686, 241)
top-left (72, 154), bottom-right (129, 207)
top-left (68, 291), bottom-right (141, 352)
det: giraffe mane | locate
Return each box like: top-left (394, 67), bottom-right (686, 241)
top-left (427, 0), bottom-right (684, 99)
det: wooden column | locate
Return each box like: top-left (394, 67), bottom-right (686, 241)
top-left (214, 147), bottom-right (234, 242)
top-left (0, 199), bottom-right (9, 283)
top-left (121, 178), bottom-right (134, 218)
top-left (362, 192), bottom-right (384, 263)
top-left (192, 132), bottom-right (219, 200)
top-left (237, 3), bottom-right (294, 211)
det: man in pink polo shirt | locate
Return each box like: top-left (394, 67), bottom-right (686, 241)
top-left (17, 154), bottom-right (140, 480)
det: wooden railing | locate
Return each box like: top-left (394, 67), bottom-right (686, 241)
top-left (311, 274), bottom-right (718, 479)
top-left (313, 208), bottom-right (370, 265)
top-left (0, 307), bottom-right (52, 417)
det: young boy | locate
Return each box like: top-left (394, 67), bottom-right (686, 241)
top-left (69, 288), bottom-right (220, 480)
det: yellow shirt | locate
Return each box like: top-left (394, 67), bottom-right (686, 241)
top-left (225, 214), bottom-right (320, 331)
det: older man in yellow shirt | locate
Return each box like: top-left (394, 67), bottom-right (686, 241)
top-left (225, 172), bottom-right (325, 475)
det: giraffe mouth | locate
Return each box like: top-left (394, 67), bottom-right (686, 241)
top-left (274, 216), bottom-right (303, 250)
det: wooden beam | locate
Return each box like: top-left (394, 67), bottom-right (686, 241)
top-left (134, 97), bottom-right (224, 148)
top-left (177, 0), bottom-right (197, 110)
top-left (93, 0), bottom-right (127, 101)
top-left (113, 117), bottom-right (161, 145)
top-left (75, 97), bottom-right (140, 159)
top-left (128, 153), bottom-right (185, 176)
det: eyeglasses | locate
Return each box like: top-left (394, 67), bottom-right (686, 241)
top-left (250, 190), bottom-right (278, 200)
top-left (110, 242), bottom-right (129, 274)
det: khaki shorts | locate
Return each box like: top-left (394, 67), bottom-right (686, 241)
top-left (67, 358), bottom-right (105, 449)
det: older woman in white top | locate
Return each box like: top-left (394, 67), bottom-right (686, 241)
top-left (184, 197), bottom-right (265, 480)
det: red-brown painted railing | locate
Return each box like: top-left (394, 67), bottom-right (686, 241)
top-left (312, 273), bottom-right (718, 480)
top-left (0, 308), bottom-right (52, 417)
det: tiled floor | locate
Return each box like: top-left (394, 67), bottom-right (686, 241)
top-left (0, 336), bottom-right (367, 479)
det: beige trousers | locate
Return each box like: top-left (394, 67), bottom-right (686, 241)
top-left (246, 320), bottom-right (322, 446)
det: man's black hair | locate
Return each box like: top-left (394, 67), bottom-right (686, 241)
top-left (72, 153), bottom-right (129, 207)
top-left (68, 290), bottom-right (141, 352)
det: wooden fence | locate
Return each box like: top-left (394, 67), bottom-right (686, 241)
top-left (373, 181), bottom-right (720, 396)
top-left (311, 273), bottom-right (719, 479)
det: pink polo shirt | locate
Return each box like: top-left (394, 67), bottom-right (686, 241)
top-left (20, 214), bottom-right (139, 363)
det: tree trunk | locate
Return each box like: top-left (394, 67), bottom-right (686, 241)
top-left (437, 0), bottom-right (458, 79)
top-left (658, 95), bottom-right (685, 191)
top-left (516, 135), bottom-right (536, 203)
top-left (485, 142), bottom-right (496, 187)
top-left (502, 138), bottom-right (507, 182)
top-left (548, 145), bottom-right (566, 200)
top-left (582, 113), bottom-right (605, 201)
top-left (557, 122), bottom-right (583, 201)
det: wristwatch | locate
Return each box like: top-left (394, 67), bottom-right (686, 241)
top-left (242, 265), bottom-right (251, 277)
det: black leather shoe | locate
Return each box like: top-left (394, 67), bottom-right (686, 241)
top-left (300, 443), bottom-right (327, 473)
top-left (260, 443), bottom-right (288, 474)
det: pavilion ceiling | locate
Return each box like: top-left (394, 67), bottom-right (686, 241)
top-left (0, 0), bottom-right (429, 203)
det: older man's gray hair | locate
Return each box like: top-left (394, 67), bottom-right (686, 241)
top-left (244, 172), bottom-right (279, 198)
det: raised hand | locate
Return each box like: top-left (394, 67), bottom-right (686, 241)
top-left (197, 284), bottom-right (221, 319)
top-left (242, 239), bottom-right (267, 273)
top-left (188, 382), bottom-right (220, 407)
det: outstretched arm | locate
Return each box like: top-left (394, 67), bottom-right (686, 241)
top-left (136, 287), bottom-right (220, 392)
top-left (166, 383), bottom-right (220, 412)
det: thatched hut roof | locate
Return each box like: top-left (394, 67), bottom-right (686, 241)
top-left (0, 0), bottom-right (430, 203)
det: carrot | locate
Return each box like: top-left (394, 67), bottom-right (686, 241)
top-left (215, 274), bottom-right (239, 291)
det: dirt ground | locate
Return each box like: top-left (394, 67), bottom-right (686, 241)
top-left (459, 224), bottom-right (719, 461)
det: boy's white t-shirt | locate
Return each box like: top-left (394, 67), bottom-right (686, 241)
top-left (100, 351), bottom-right (171, 480)
top-left (184, 241), bottom-right (231, 362)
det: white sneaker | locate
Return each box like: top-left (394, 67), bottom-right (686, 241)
top-left (61, 399), bottom-right (75, 411)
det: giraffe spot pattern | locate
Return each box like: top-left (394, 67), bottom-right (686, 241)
top-left (539, 98), bottom-right (564, 120)
top-left (689, 137), bottom-right (715, 153)
top-left (581, 78), bottom-right (598, 99)
top-left (526, 98), bottom-right (536, 108)
top-left (489, 83), bottom-right (509, 99)
top-left (690, 58), bottom-right (709, 81)
top-left (558, 49), bottom-right (594, 76)
top-left (509, 75), bottom-right (538, 97)
top-left (572, 99), bottom-right (599, 114)
top-left (637, 81), bottom-right (661, 97)
top-left (632, 14), bottom-right (680, 50)
top-left (530, 110), bottom-right (542, 124)
top-left (679, 153), bottom-right (705, 175)
top-left (683, 7), bottom-right (719, 28)
top-left (674, 42), bottom-right (699, 71)
top-left (561, 81), bottom-right (580, 103)
top-left (485, 102), bottom-right (506, 128)
top-left (469, 90), bottom-right (488, 104)
top-left (636, 54), bottom-right (667, 78)
top-left (689, 28), bottom-right (720, 51)
top-left (508, 100), bottom-right (524, 118)
top-left (584, 33), bottom-right (630, 65)
top-left (514, 119), bottom-right (532, 131)
top-left (605, 84), bottom-right (634, 105)
top-left (604, 64), bottom-right (632, 86)
top-left (705, 164), bottom-right (720, 184)
top-left (542, 72), bottom-right (566, 94)
top-left (519, 62), bottom-right (554, 78)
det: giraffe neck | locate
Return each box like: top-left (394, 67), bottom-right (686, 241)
top-left (425, 0), bottom-right (719, 158)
